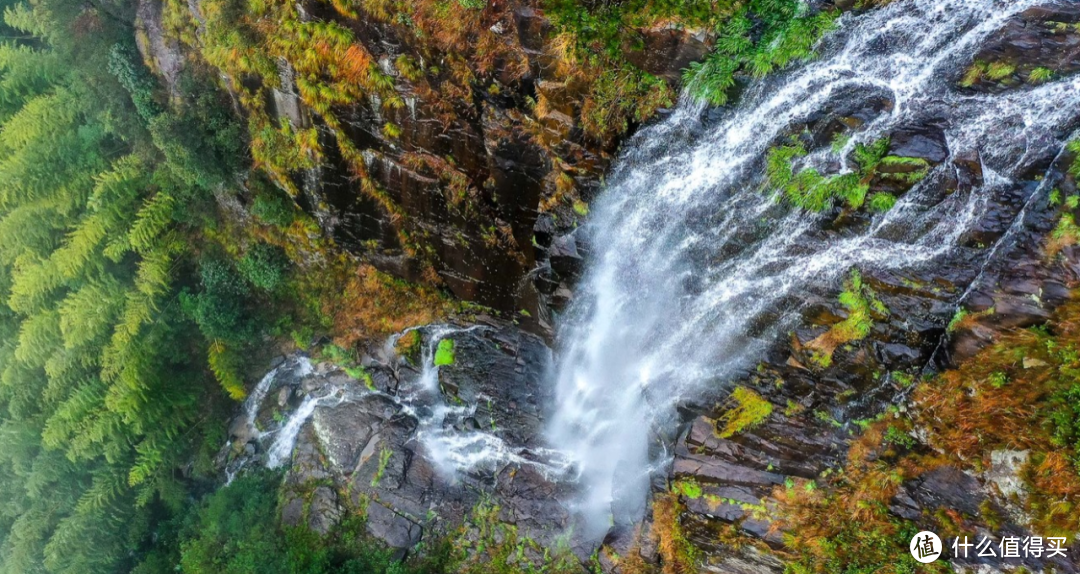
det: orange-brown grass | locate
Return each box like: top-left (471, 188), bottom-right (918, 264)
top-left (651, 492), bottom-right (697, 574)
top-left (912, 302), bottom-right (1080, 459)
top-left (771, 419), bottom-right (949, 573)
top-left (1021, 451), bottom-right (1080, 536)
top-left (778, 298), bottom-right (1080, 571)
top-left (318, 262), bottom-right (451, 348)
top-left (1045, 213), bottom-right (1080, 259)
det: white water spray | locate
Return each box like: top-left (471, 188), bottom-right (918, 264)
top-left (546, 0), bottom-right (1080, 538)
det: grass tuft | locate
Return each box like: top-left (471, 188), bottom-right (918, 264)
top-left (717, 386), bottom-right (774, 438)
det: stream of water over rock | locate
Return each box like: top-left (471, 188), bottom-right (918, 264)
top-left (226, 0), bottom-right (1080, 551)
top-left (545, 0), bottom-right (1080, 539)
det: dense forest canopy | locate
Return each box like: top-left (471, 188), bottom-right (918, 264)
top-left (0, 0), bottom-right (252, 568)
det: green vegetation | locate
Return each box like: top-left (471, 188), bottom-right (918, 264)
top-left (139, 470), bottom-right (447, 574)
top-left (766, 138), bottom-right (868, 212)
top-left (371, 447), bottom-right (393, 487)
top-left (1047, 212), bottom-right (1080, 257)
top-left (765, 136), bottom-right (925, 214)
top-left (650, 493), bottom-right (699, 574)
top-left (961, 60), bottom-right (1019, 87)
top-left (0, 0), bottom-right (272, 568)
top-left (867, 192), bottom-right (897, 213)
top-left (807, 269), bottom-right (886, 367)
top-left (717, 386), bottom-right (774, 438)
top-left (434, 338), bottom-right (456, 366)
top-left (671, 478), bottom-right (703, 499)
top-left (946, 308), bottom-right (968, 333)
top-left (1028, 67), bottom-right (1055, 83)
top-left (986, 61), bottom-right (1017, 81)
top-left (448, 499), bottom-right (579, 574)
top-left (0, 0), bottom-right (455, 569)
top-left (683, 0), bottom-right (838, 106)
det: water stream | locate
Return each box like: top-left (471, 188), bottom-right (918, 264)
top-left (545, 0), bottom-right (1080, 538)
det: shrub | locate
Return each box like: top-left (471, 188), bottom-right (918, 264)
top-left (765, 138), bottom-right (908, 213)
top-left (251, 189), bottom-right (296, 227)
top-left (182, 258), bottom-right (254, 343)
top-left (177, 472), bottom-right (291, 573)
top-left (238, 243), bottom-right (288, 292)
top-left (684, 0), bottom-right (837, 106)
top-left (164, 469), bottom-right (436, 574)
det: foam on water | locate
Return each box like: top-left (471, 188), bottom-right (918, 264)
top-left (545, 0), bottom-right (1080, 538)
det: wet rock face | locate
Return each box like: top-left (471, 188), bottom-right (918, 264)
top-left (242, 0), bottom-right (704, 322)
top-left (622, 25), bottom-right (711, 83)
top-left (219, 3), bottom-right (1080, 572)
top-left (960, 4), bottom-right (1080, 91)
top-left (662, 151), bottom-right (1080, 574)
top-left (134, 0), bottom-right (185, 93)
top-left (656, 5), bottom-right (1080, 566)
top-left (252, 321), bottom-right (580, 559)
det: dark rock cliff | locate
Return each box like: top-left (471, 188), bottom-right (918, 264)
top-left (195, 1), bottom-right (1080, 573)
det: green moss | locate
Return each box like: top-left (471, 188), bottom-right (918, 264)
top-left (344, 366), bottom-right (376, 390)
top-left (853, 138), bottom-right (891, 171)
top-left (1028, 67), bottom-right (1054, 83)
top-left (1050, 214), bottom-right (1080, 252)
top-left (434, 338), bottom-right (456, 366)
top-left (834, 271), bottom-right (875, 339)
top-left (718, 386), bottom-right (774, 438)
top-left (572, 199), bottom-right (589, 216)
top-left (891, 371), bottom-right (914, 388)
top-left (883, 425), bottom-right (915, 448)
top-left (947, 308), bottom-right (968, 333)
top-left (830, 132), bottom-right (851, 154)
top-left (986, 61), bottom-right (1016, 81)
top-left (867, 192), bottom-right (897, 213)
top-left (809, 269), bottom-right (886, 367)
top-left (785, 399), bottom-right (806, 417)
top-left (672, 478), bottom-right (703, 499)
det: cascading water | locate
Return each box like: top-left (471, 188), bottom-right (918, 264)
top-left (231, 326), bottom-right (564, 480)
top-left (546, 0), bottom-right (1080, 539)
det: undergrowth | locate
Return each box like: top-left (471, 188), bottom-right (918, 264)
top-left (779, 297), bottom-right (1080, 572)
top-left (766, 137), bottom-right (923, 213)
top-left (683, 0), bottom-right (838, 106)
top-left (914, 299), bottom-right (1080, 536)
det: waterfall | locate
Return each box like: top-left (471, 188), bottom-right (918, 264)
top-left (546, 0), bottom-right (1080, 539)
